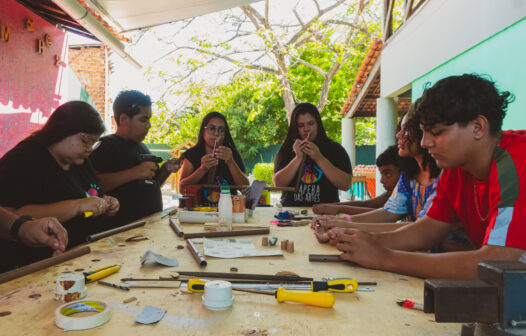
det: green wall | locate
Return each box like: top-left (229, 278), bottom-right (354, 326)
top-left (412, 17), bottom-right (526, 130)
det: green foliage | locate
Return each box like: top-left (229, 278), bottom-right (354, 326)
top-left (253, 163), bottom-right (274, 187)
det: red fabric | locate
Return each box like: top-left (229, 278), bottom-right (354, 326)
top-left (427, 130), bottom-right (526, 249)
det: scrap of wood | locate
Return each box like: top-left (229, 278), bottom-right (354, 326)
top-left (123, 297), bottom-right (137, 304)
top-left (125, 234), bottom-right (148, 242)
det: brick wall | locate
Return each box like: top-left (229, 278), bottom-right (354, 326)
top-left (68, 45), bottom-right (107, 117)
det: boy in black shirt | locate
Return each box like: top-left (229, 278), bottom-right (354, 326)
top-left (91, 90), bottom-right (181, 226)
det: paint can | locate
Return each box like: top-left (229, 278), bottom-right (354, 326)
top-left (54, 274), bottom-right (87, 303)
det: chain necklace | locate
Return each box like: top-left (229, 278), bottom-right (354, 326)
top-left (473, 178), bottom-right (489, 222)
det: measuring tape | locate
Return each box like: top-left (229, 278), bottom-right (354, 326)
top-left (55, 299), bottom-right (111, 331)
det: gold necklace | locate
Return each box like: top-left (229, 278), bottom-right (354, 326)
top-left (473, 178), bottom-right (489, 222)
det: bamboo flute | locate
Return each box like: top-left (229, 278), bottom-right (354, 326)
top-left (169, 218), bottom-right (184, 237)
top-left (184, 228), bottom-right (269, 239)
top-left (171, 271), bottom-right (313, 282)
top-left (0, 246), bottom-right (91, 284)
top-left (186, 239), bottom-right (207, 267)
top-left (86, 220), bottom-right (146, 242)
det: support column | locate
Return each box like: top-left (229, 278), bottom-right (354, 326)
top-left (376, 97), bottom-right (398, 194)
top-left (341, 117), bottom-right (355, 200)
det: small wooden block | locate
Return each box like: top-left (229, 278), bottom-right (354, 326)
top-left (287, 241), bottom-right (294, 253)
top-left (262, 237), bottom-right (268, 246)
top-left (281, 240), bottom-right (289, 251)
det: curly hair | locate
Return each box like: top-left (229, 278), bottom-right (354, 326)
top-left (415, 74), bottom-right (513, 134)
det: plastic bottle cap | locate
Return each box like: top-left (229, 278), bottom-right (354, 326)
top-left (220, 186), bottom-right (230, 194)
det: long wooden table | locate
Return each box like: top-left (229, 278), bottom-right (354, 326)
top-left (0, 208), bottom-right (461, 335)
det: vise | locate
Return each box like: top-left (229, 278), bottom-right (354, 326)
top-left (424, 260), bottom-right (526, 336)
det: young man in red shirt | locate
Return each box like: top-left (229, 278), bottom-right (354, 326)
top-left (331, 74), bottom-right (525, 279)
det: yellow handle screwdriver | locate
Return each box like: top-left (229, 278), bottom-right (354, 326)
top-left (83, 265), bottom-right (120, 283)
top-left (235, 288), bottom-right (335, 308)
top-left (311, 279), bottom-right (359, 293)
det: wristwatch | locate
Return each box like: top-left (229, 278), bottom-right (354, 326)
top-left (9, 215), bottom-right (35, 243)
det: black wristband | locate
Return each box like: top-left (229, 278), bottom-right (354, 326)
top-left (9, 215), bottom-right (35, 243)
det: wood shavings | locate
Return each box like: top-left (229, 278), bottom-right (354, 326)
top-left (28, 293), bottom-right (41, 299)
top-left (0, 312), bottom-right (11, 317)
top-left (0, 290), bottom-right (20, 300)
top-left (118, 244), bottom-right (126, 247)
top-left (91, 259), bottom-right (101, 262)
top-left (230, 267), bottom-right (238, 272)
top-left (159, 272), bottom-right (179, 280)
top-left (243, 328), bottom-right (268, 336)
top-left (123, 297), bottom-right (137, 304)
top-left (176, 245), bottom-right (184, 249)
top-left (74, 268), bottom-right (84, 272)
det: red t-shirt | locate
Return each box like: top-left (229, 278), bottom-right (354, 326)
top-left (427, 130), bottom-right (526, 249)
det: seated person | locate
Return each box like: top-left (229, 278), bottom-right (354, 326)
top-left (313, 145), bottom-right (403, 215)
top-left (91, 90), bottom-right (181, 226)
top-left (179, 111), bottom-right (249, 204)
top-left (273, 103), bottom-right (352, 206)
top-left (0, 206), bottom-right (67, 257)
top-left (313, 108), bottom-right (441, 238)
top-left (331, 74), bottom-right (525, 279)
top-left (0, 101), bottom-right (119, 271)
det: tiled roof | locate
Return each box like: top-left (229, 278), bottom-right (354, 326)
top-left (340, 39), bottom-right (410, 117)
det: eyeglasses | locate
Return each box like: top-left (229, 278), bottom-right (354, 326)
top-left (79, 133), bottom-right (101, 150)
top-left (204, 125), bottom-right (225, 134)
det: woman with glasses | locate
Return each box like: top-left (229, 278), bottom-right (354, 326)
top-left (179, 111), bottom-right (249, 203)
top-left (0, 101), bottom-right (119, 271)
top-left (273, 103), bottom-right (352, 206)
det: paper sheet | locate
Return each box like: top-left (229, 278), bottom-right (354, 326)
top-left (203, 238), bottom-right (283, 258)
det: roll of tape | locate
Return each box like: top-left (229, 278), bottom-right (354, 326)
top-left (55, 298), bottom-right (111, 331)
top-left (54, 274), bottom-right (87, 302)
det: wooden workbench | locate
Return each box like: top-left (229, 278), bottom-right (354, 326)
top-left (0, 208), bottom-right (461, 335)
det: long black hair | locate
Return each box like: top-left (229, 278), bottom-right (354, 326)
top-left (274, 103), bottom-right (330, 168)
top-left (27, 101), bottom-right (105, 147)
top-left (401, 103), bottom-right (441, 180)
top-left (194, 111), bottom-right (238, 153)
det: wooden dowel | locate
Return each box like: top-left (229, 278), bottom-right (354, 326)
top-left (169, 218), bottom-right (184, 237)
top-left (295, 155), bottom-right (307, 191)
top-left (86, 221), bottom-right (146, 243)
top-left (172, 271), bottom-right (313, 282)
top-left (186, 239), bottom-right (207, 267)
top-left (0, 246), bottom-right (91, 284)
top-left (184, 228), bottom-right (269, 239)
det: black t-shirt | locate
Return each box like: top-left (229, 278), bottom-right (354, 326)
top-left (0, 139), bottom-right (108, 271)
top-left (90, 134), bottom-right (162, 226)
top-left (184, 144), bottom-right (246, 203)
top-left (274, 139), bottom-right (352, 206)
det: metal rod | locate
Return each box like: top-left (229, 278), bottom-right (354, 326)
top-left (232, 288), bottom-right (274, 296)
top-left (0, 246), bottom-right (91, 284)
top-left (309, 254), bottom-right (345, 262)
top-left (169, 218), bottom-right (184, 237)
top-left (120, 278), bottom-right (313, 285)
top-left (186, 239), bottom-right (207, 267)
top-left (86, 220), bottom-right (146, 242)
top-left (184, 228), bottom-right (269, 239)
top-left (173, 271), bottom-right (313, 282)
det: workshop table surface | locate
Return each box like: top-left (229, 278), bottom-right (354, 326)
top-left (0, 207), bottom-right (461, 335)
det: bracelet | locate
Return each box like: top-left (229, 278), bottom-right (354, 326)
top-left (342, 215), bottom-right (352, 222)
top-left (9, 215), bottom-right (35, 243)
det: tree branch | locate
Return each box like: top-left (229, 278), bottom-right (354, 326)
top-left (289, 54), bottom-right (326, 77)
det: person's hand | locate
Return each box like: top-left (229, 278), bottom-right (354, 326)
top-left (302, 141), bottom-right (323, 162)
top-left (162, 158), bottom-right (182, 173)
top-left (313, 227), bottom-right (329, 244)
top-left (327, 227), bottom-right (346, 246)
top-left (201, 153), bottom-right (219, 170)
top-left (333, 228), bottom-right (391, 269)
top-left (133, 161), bottom-right (158, 179)
top-left (292, 139), bottom-right (306, 160)
top-left (103, 195), bottom-right (120, 216)
top-left (310, 215), bottom-right (339, 230)
top-left (313, 204), bottom-right (340, 215)
top-left (214, 146), bottom-right (233, 163)
top-left (18, 217), bottom-right (68, 256)
top-left (79, 196), bottom-right (108, 217)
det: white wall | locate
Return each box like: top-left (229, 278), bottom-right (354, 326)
top-left (381, 0), bottom-right (526, 97)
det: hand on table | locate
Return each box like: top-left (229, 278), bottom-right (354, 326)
top-left (18, 217), bottom-right (68, 255)
top-left (332, 228), bottom-right (391, 269)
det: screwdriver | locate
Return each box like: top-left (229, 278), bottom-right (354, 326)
top-left (234, 288), bottom-right (335, 308)
top-left (187, 278), bottom-right (360, 293)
